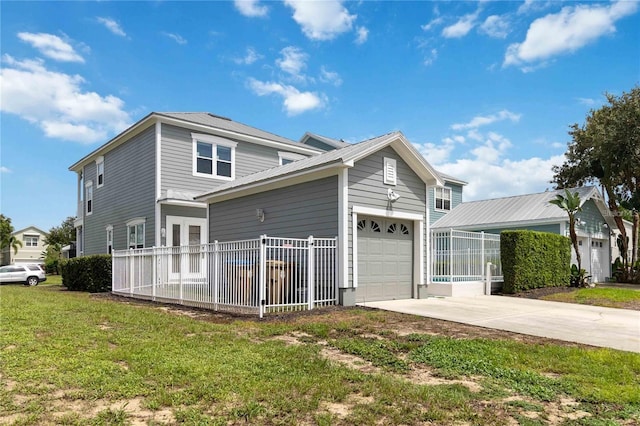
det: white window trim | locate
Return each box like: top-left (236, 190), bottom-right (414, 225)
top-left (383, 157), bottom-right (397, 186)
top-left (106, 225), bottom-right (113, 254)
top-left (278, 151), bottom-right (306, 165)
top-left (126, 218), bottom-right (146, 249)
top-left (434, 187), bottom-right (452, 212)
top-left (96, 156), bottom-right (104, 188)
top-left (85, 180), bottom-right (93, 216)
top-left (192, 133), bottom-right (237, 180)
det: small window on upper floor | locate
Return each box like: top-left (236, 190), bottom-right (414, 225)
top-left (435, 187), bottom-right (452, 211)
top-left (278, 151), bottom-right (306, 166)
top-left (24, 235), bottom-right (39, 247)
top-left (96, 156), bottom-right (104, 188)
top-left (192, 133), bottom-right (237, 180)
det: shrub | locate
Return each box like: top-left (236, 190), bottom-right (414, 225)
top-left (501, 230), bottom-right (571, 293)
top-left (60, 255), bottom-right (112, 293)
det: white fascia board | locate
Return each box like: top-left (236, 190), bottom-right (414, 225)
top-left (157, 116), bottom-right (321, 156)
top-left (197, 162), bottom-right (346, 204)
top-left (352, 205), bottom-right (424, 221)
top-left (432, 218), bottom-right (564, 232)
top-left (158, 199), bottom-right (208, 208)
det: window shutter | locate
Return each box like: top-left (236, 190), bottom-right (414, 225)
top-left (384, 158), bottom-right (397, 185)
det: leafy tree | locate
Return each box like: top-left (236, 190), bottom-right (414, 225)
top-left (45, 216), bottom-right (76, 247)
top-left (549, 189), bottom-right (583, 271)
top-left (553, 85), bottom-right (640, 276)
top-left (0, 215), bottom-right (22, 256)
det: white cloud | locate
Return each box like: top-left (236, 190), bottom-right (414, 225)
top-left (96, 17), bottom-right (127, 37)
top-left (319, 66), bottom-right (342, 86)
top-left (163, 32), bottom-right (187, 45)
top-left (17, 32), bottom-right (84, 63)
top-left (284, 0), bottom-right (356, 41)
top-left (421, 17), bottom-right (444, 32)
top-left (0, 55), bottom-right (131, 144)
top-left (451, 110), bottom-right (521, 131)
top-left (442, 12), bottom-right (479, 38)
top-left (276, 46), bottom-right (308, 77)
top-left (479, 15), bottom-right (510, 39)
top-left (234, 47), bottom-right (262, 65)
top-left (504, 1), bottom-right (638, 69)
top-left (234, 0), bottom-right (269, 18)
top-left (355, 26), bottom-right (369, 44)
top-left (247, 78), bottom-right (326, 116)
top-left (551, 142), bottom-right (565, 149)
top-left (0, 166), bottom-right (11, 174)
top-left (423, 48), bottom-right (438, 66)
top-left (517, 0), bottom-right (553, 15)
top-left (577, 97), bottom-right (596, 106)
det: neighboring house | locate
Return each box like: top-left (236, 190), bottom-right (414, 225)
top-left (431, 187), bottom-right (617, 283)
top-left (195, 131), bottom-right (444, 305)
top-left (1, 226), bottom-right (48, 265)
top-left (69, 112), bottom-right (322, 256)
top-left (612, 219), bottom-right (634, 263)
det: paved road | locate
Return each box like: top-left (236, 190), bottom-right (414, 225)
top-left (361, 296), bottom-right (640, 353)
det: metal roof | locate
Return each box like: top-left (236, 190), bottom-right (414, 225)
top-left (197, 131), bottom-right (444, 201)
top-left (431, 186), bottom-right (604, 229)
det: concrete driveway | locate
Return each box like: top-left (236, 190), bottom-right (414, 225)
top-left (361, 296), bottom-right (640, 353)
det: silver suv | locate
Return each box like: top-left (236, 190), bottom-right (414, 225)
top-left (0, 264), bottom-right (47, 286)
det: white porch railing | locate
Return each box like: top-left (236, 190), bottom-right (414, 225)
top-left (112, 235), bottom-right (337, 318)
top-left (431, 229), bottom-right (502, 283)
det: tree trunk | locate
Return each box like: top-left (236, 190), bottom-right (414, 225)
top-left (633, 211), bottom-right (639, 266)
top-left (605, 186), bottom-right (629, 265)
top-left (569, 214), bottom-right (581, 270)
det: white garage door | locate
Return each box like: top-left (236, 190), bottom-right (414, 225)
top-left (356, 217), bottom-right (413, 303)
top-left (590, 239), bottom-right (608, 283)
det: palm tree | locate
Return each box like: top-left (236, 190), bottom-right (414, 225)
top-left (1, 235), bottom-right (23, 256)
top-left (549, 189), bottom-right (583, 270)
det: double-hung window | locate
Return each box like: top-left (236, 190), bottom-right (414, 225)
top-left (96, 156), bottom-right (104, 188)
top-left (24, 235), bottom-right (39, 247)
top-left (435, 187), bottom-right (452, 211)
top-left (192, 133), bottom-right (237, 180)
top-left (85, 181), bottom-right (93, 215)
top-left (126, 218), bottom-right (145, 249)
top-left (106, 225), bottom-right (113, 254)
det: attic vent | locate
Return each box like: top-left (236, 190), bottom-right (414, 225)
top-left (383, 157), bottom-right (397, 185)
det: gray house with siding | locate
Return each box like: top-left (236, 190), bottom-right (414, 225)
top-left (196, 131), bottom-right (445, 305)
top-left (431, 187), bottom-right (617, 283)
top-left (69, 112), bottom-right (322, 257)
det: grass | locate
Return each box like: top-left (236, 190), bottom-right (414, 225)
top-left (541, 287), bottom-right (640, 309)
top-left (1, 284), bottom-right (639, 425)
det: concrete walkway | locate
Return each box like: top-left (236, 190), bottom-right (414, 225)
top-left (361, 296), bottom-right (640, 353)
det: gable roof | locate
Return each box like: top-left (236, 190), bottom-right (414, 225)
top-left (69, 112), bottom-right (320, 172)
top-left (299, 132), bottom-right (351, 150)
top-left (12, 225), bottom-right (48, 236)
top-left (197, 131), bottom-right (445, 202)
top-left (432, 186), bottom-right (615, 230)
top-left (437, 171), bottom-right (467, 186)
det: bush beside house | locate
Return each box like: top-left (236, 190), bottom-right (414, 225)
top-left (60, 255), bottom-right (112, 293)
top-left (501, 230), bottom-right (571, 293)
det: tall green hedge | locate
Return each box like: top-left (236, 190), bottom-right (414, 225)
top-left (501, 230), bottom-right (571, 293)
top-left (60, 255), bottom-right (112, 293)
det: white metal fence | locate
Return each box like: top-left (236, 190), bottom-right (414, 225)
top-left (112, 235), bottom-right (337, 317)
top-left (431, 229), bottom-right (502, 283)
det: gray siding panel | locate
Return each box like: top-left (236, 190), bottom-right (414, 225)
top-left (83, 126), bottom-right (156, 254)
top-left (161, 124), bottom-right (294, 198)
top-left (348, 147), bottom-right (428, 287)
top-left (208, 177), bottom-right (338, 242)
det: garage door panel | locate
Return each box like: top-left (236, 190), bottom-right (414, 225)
top-left (356, 217), bottom-right (413, 303)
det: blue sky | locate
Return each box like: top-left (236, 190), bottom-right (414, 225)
top-left (1, 0), bottom-right (638, 232)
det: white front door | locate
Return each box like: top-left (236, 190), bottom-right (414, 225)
top-left (166, 216), bottom-right (207, 280)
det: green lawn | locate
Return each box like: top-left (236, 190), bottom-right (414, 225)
top-left (1, 284), bottom-right (639, 425)
top-left (541, 287), bottom-right (640, 309)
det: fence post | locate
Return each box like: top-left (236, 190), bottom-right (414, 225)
top-left (485, 262), bottom-right (492, 295)
top-left (129, 249), bottom-right (134, 296)
top-left (307, 236), bottom-right (315, 310)
top-left (152, 247), bottom-right (157, 301)
top-left (449, 229), bottom-right (454, 284)
top-left (179, 245), bottom-right (184, 304)
top-left (481, 232), bottom-right (485, 280)
top-left (213, 241), bottom-right (219, 308)
top-left (334, 237), bottom-right (338, 303)
top-left (259, 235), bottom-right (267, 318)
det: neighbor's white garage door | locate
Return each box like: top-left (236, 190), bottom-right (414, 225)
top-left (590, 239), bottom-right (609, 283)
top-left (356, 217), bottom-right (413, 303)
